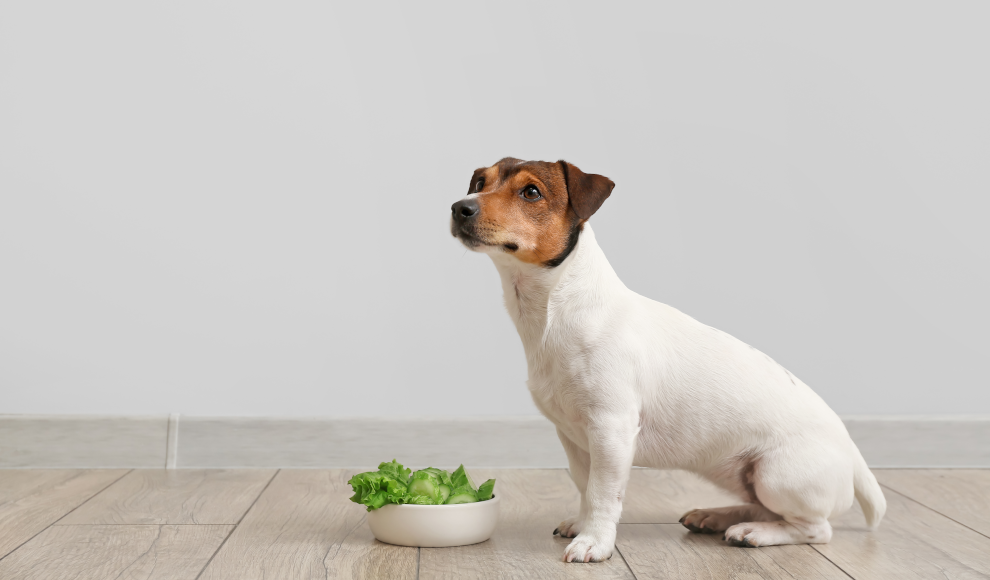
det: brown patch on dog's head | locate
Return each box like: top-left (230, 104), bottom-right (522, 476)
top-left (450, 158), bottom-right (614, 267)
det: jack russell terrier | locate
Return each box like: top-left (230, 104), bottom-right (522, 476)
top-left (450, 157), bottom-right (886, 563)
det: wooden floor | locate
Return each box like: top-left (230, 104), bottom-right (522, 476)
top-left (1, 468), bottom-right (988, 579)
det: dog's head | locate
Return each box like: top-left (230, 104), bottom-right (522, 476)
top-left (450, 158), bottom-right (614, 267)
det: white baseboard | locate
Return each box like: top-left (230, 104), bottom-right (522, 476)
top-left (174, 416), bottom-right (568, 468)
top-left (2, 414), bottom-right (988, 468)
top-left (843, 415), bottom-right (990, 468)
top-left (0, 415), bottom-right (168, 468)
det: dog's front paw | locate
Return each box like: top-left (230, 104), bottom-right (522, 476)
top-left (554, 515), bottom-right (584, 538)
top-left (563, 530), bottom-right (615, 563)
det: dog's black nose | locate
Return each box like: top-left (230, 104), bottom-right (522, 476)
top-left (451, 198), bottom-right (480, 221)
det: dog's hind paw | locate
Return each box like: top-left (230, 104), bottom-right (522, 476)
top-left (563, 530), bottom-right (614, 563)
top-left (680, 508), bottom-right (731, 533)
top-left (555, 515), bottom-right (584, 538)
top-left (724, 519), bottom-right (832, 547)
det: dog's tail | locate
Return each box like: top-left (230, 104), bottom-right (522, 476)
top-left (852, 446), bottom-right (886, 530)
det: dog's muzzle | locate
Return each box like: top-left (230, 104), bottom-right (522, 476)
top-left (451, 198), bottom-right (479, 224)
top-left (450, 198), bottom-right (482, 243)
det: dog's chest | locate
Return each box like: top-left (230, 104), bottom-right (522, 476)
top-left (523, 340), bottom-right (592, 442)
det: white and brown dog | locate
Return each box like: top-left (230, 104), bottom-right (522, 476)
top-left (450, 158), bottom-right (886, 563)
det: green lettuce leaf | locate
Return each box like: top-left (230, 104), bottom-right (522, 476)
top-left (476, 478), bottom-right (496, 501)
top-left (378, 459), bottom-right (412, 484)
top-left (347, 461), bottom-right (495, 510)
top-left (421, 467), bottom-right (453, 487)
top-left (450, 464), bottom-right (476, 491)
top-left (384, 478), bottom-right (409, 505)
top-left (348, 471), bottom-right (396, 511)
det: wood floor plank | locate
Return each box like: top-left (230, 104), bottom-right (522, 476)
top-left (622, 469), bottom-right (742, 524)
top-left (419, 469), bottom-right (634, 580)
top-left (0, 524), bottom-right (232, 580)
top-left (0, 469), bottom-right (129, 558)
top-left (198, 469), bottom-right (416, 580)
top-left (874, 469), bottom-right (990, 537)
top-left (59, 469), bottom-right (276, 525)
top-left (816, 485), bottom-right (990, 579)
top-left (616, 524), bottom-right (847, 579)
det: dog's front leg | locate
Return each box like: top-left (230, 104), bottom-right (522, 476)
top-left (562, 415), bottom-right (637, 563)
top-left (555, 427), bottom-right (590, 538)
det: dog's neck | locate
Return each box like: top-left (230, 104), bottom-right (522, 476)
top-left (488, 224), bottom-right (625, 350)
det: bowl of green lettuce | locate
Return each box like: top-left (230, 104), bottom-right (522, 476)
top-left (349, 460), bottom-right (499, 547)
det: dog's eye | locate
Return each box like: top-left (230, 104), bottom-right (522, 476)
top-left (475, 178), bottom-right (485, 192)
top-left (521, 185), bottom-right (541, 201)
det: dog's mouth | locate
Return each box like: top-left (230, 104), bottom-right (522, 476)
top-left (452, 224), bottom-right (518, 253)
top-left (454, 228), bottom-right (485, 248)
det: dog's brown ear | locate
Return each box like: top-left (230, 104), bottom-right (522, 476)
top-left (558, 161), bottom-right (615, 220)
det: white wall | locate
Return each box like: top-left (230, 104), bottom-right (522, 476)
top-left (1, 1), bottom-right (987, 417)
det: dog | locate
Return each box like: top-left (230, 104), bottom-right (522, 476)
top-left (450, 158), bottom-right (886, 563)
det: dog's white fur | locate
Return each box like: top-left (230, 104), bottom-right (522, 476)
top-left (466, 223), bottom-right (885, 562)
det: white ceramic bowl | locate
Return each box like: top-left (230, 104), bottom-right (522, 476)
top-left (366, 495), bottom-right (500, 547)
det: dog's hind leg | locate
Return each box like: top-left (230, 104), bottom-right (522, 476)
top-left (680, 504), bottom-right (781, 534)
top-left (555, 428), bottom-right (590, 538)
top-left (723, 443), bottom-right (851, 547)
